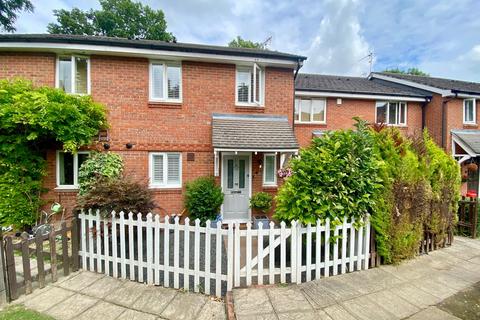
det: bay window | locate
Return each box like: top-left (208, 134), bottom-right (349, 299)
top-left (376, 101), bottom-right (407, 126)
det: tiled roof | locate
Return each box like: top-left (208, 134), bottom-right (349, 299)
top-left (295, 74), bottom-right (430, 97)
top-left (452, 130), bottom-right (480, 154)
top-left (375, 72), bottom-right (480, 95)
top-left (212, 114), bottom-right (299, 150)
top-left (0, 34), bottom-right (306, 62)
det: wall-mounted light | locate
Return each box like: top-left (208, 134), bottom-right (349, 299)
top-left (126, 143), bottom-right (134, 149)
top-left (103, 143), bottom-right (110, 150)
top-left (337, 98), bottom-right (343, 105)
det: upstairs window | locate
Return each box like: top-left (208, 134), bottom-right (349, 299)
top-left (56, 151), bottom-right (89, 188)
top-left (376, 101), bottom-right (407, 126)
top-left (57, 56), bottom-right (90, 94)
top-left (149, 152), bottom-right (182, 188)
top-left (236, 64), bottom-right (264, 106)
top-left (294, 98), bottom-right (326, 123)
top-left (463, 99), bottom-right (476, 124)
top-left (150, 62), bottom-right (182, 102)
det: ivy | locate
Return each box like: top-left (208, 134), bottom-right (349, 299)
top-left (0, 79), bottom-right (107, 228)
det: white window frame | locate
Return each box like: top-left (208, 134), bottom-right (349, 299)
top-left (375, 101), bottom-right (408, 126)
top-left (235, 63), bottom-right (265, 107)
top-left (55, 55), bottom-right (91, 95)
top-left (149, 61), bottom-right (182, 103)
top-left (263, 153), bottom-right (277, 186)
top-left (463, 98), bottom-right (476, 124)
top-left (55, 151), bottom-right (90, 189)
top-left (149, 152), bottom-right (182, 189)
top-left (294, 98), bottom-right (327, 124)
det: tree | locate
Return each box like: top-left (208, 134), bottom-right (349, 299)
top-left (47, 0), bottom-right (175, 42)
top-left (383, 67), bottom-right (430, 76)
top-left (0, 0), bottom-right (33, 32)
top-left (228, 36), bottom-right (264, 49)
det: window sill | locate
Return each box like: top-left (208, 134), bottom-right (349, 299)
top-left (463, 123), bottom-right (477, 127)
top-left (262, 185), bottom-right (278, 190)
top-left (149, 187), bottom-right (183, 194)
top-left (148, 101), bottom-right (182, 108)
top-left (149, 186), bottom-right (182, 190)
top-left (235, 103), bottom-right (264, 108)
top-left (54, 186), bottom-right (79, 192)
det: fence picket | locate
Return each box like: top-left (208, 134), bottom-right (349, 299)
top-left (290, 220), bottom-right (297, 283)
top-left (128, 212), bottom-right (134, 281)
top-left (315, 221), bottom-right (321, 279)
top-left (280, 221), bottom-right (286, 283)
top-left (119, 212), bottom-right (126, 279)
top-left (246, 222), bottom-right (252, 286)
top-left (349, 217), bottom-right (355, 272)
top-left (257, 223), bottom-right (263, 285)
top-left (364, 215), bottom-right (371, 270)
top-left (146, 213), bottom-right (153, 285)
top-left (174, 216), bottom-right (180, 289)
top-left (357, 222), bottom-right (363, 271)
top-left (96, 210), bottom-right (102, 273)
top-left (306, 223), bottom-right (312, 282)
top-left (163, 216), bottom-right (170, 287)
top-left (296, 222), bottom-right (302, 284)
top-left (103, 215), bottom-right (109, 275)
top-left (154, 215), bottom-right (160, 285)
top-left (137, 213), bottom-right (143, 283)
top-left (269, 222), bottom-right (275, 284)
top-left (324, 218), bottom-right (330, 277)
top-left (341, 217), bottom-right (347, 274)
top-left (234, 223), bottom-right (240, 287)
top-left (111, 212), bottom-right (118, 278)
top-left (205, 221), bottom-right (211, 295)
top-left (333, 223), bottom-right (339, 276)
top-left (227, 223), bottom-right (234, 292)
top-left (88, 209), bottom-right (94, 272)
top-left (194, 219), bottom-right (200, 293)
top-left (215, 221), bottom-right (222, 296)
top-left (184, 217), bottom-right (190, 291)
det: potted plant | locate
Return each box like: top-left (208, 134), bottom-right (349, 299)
top-left (250, 192), bottom-right (273, 215)
top-left (466, 162), bottom-right (478, 172)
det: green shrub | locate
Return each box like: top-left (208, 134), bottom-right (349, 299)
top-left (0, 79), bottom-right (107, 228)
top-left (78, 152), bottom-right (124, 195)
top-left (184, 177), bottom-right (224, 223)
top-left (250, 192), bottom-right (273, 213)
top-left (76, 176), bottom-right (156, 217)
top-left (275, 119), bottom-right (383, 225)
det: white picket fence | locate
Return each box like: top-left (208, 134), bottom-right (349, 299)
top-left (78, 210), bottom-right (371, 297)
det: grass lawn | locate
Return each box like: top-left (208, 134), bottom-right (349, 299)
top-left (0, 305), bottom-right (53, 320)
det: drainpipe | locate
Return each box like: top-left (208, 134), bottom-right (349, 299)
top-left (441, 93), bottom-right (457, 149)
top-left (421, 99), bottom-right (428, 130)
top-left (292, 59), bottom-right (303, 132)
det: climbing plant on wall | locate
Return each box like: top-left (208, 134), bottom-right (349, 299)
top-left (0, 79), bottom-right (107, 227)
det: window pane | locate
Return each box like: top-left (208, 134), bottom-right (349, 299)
top-left (264, 155), bottom-right (275, 184)
top-left (312, 99), bottom-right (325, 122)
top-left (239, 159), bottom-right (245, 188)
top-left (151, 64), bottom-right (164, 99)
top-left (300, 99), bottom-right (311, 122)
top-left (465, 100), bottom-right (474, 122)
top-left (388, 102), bottom-right (398, 124)
top-left (254, 66), bottom-right (261, 103)
top-left (294, 99), bottom-right (300, 121)
top-left (227, 159), bottom-right (234, 189)
top-left (58, 58), bottom-right (72, 93)
top-left (399, 103), bottom-right (406, 124)
top-left (167, 65), bottom-right (181, 99)
top-left (167, 154), bottom-right (180, 184)
top-left (75, 57), bottom-right (88, 94)
top-left (152, 154), bottom-right (164, 184)
top-left (237, 70), bottom-right (251, 103)
top-left (376, 102), bottom-right (387, 123)
top-left (59, 152), bottom-right (74, 185)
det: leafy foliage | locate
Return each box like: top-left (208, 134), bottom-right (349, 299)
top-left (78, 152), bottom-right (123, 195)
top-left (76, 176), bottom-right (156, 217)
top-left (47, 0), bottom-right (175, 42)
top-left (275, 120), bottom-right (383, 225)
top-left (0, 0), bottom-right (33, 32)
top-left (0, 79), bottom-right (107, 227)
top-left (250, 192), bottom-right (273, 213)
top-left (383, 67), bottom-right (430, 76)
top-left (228, 36), bottom-right (265, 49)
top-left (184, 177), bottom-right (224, 224)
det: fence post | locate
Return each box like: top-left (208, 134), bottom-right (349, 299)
top-left (72, 215), bottom-right (80, 272)
top-left (5, 237), bottom-right (17, 300)
top-left (0, 231), bottom-right (8, 304)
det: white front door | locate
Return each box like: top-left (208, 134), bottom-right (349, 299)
top-left (222, 155), bottom-right (250, 221)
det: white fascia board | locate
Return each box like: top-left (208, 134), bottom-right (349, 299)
top-left (455, 93), bottom-right (480, 99)
top-left (370, 73), bottom-right (453, 96)
top-left (214, 148), bottom-right (299, 153)
top-left (0, 42), bottom-right (298, 68)
top-left (295, 90), bottom-right (426, 102)
top-left (451, 134), bottom-right (477, 157)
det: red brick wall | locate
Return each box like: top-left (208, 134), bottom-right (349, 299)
top-left (445, 98), bottom-right (480, 153)
top-left (424, 94), bottom-right (444, 148)
top-left (0, 53), bottom-right (294, 218)
top-left (295, 97), bottom-right (424, 147)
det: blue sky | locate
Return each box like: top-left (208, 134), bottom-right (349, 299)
top-left (14, 0), bottom-right (480, 81)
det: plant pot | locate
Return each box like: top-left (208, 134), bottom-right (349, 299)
top-left (466, 162), bottom-right (478, 172)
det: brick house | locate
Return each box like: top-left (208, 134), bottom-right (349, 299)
top-left (370, 72), bottom-right (480, 197)
top-left (0, 34), bottom-right (306, 222)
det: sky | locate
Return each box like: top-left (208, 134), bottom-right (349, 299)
top-left (13, 0), bottom-right (480, 81)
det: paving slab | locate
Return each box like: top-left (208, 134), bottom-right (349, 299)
top-left (319, 276), bottom-right (362, 302)
top-left (57, 271), bottom-right (105, 291)
top-left (341, 295), bottom-right (397, 320)
top-left (437, 281), bottom-right (480, 320)
top-left (80, 275), bottom-right (126, 299)
top-left (131, 285), bottom-right (178, 315)
top-left (197, 299), bottom-right (227, 320)
top-left (323, 304), bottom-right (357, 320)
top-left (236, 314), bottom-right (278, 320)
top-left (413, 277), bottom-right (458, 299)
top-left (160, 291), bottom-right (208, 320)
top-left (389, 282), bottom-right (442, 308)
top-left (367, 289), bottom-right (419, 319)
top-left (22, 286), bottom-right (75, 312)
top-left (116, 309), bottom-right (157, 320)
top-left (299, 282), bottom-right (336, 309)
top-left (266, 286), bottom-right (314, 314)
top-left (233, 288), bottom-right (275, 317)
top-left (75, 301), bottom-right (126, 320)
top-left (45, 293), bottom-right (97, 320)
top-left (407, 306), bottom-right (461, 319)
top-left (103, 280), bottom-right (149, 308)
top-left (277, 310), bottom-right (331, 320)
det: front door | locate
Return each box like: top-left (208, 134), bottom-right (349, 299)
top-left (222, 155), bottom-right (250, 221)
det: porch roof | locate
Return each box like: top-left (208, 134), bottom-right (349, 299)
top-left (212, 113), bottom-right (299, 151)
top-left (452, 130), bottom-right (480, 155)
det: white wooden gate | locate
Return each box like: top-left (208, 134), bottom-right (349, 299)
top-left (78, 211), bottom-right (371, 297)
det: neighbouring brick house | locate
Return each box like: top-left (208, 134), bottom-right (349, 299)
top-left (0, 34), bottom-right (306, 222)
top-left (369, 72), bottom-right (480, 197)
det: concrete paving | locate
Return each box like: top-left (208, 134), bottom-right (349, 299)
top-left (232, 236), bottom-right (480, 320)
top-left (12, 271), bottom-right (226, 320)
